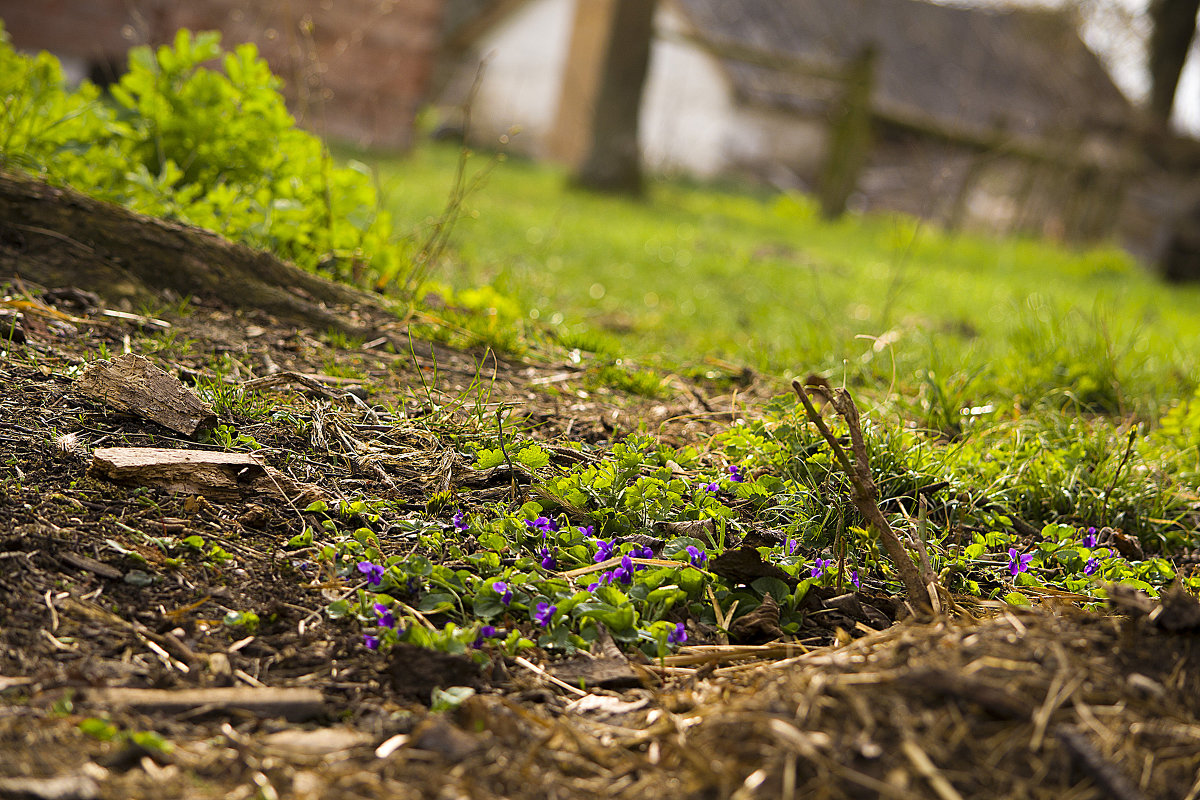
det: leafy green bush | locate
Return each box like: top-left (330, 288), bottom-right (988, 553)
top-left (0, 25), bottom-right (399, 286)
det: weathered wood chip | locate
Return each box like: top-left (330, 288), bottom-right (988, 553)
top-left (728, 592), bottom-right (784, 644)
top-left (549, 656), bottom-right (643, 690)
top-left (262, 727), bottom-right (374, 756)
top-left (88, 447), bottom-right (260, 501)
top-left (57, 551), bottom-right (122, 580)
top-left (709, 546), bottom-right (798, 588)
top-left (83, 686), bottom-right (325, 721)
top-left (88, 447), bottom-right (324, 504)
top-left (407, 718), bottom-right (484, 762)
top-left (74, 353), bottom-right (216, 436)
top-left (0, 774), bottom-right (100, 800)
top-left (565, 693), bottom-right (649, 720)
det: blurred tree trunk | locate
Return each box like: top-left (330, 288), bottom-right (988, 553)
top-left (572, 0), bottom-right (657, 195)
top-left (1148, 0), bottom-right (1200, 281)
top-left (1148, 0), bottom-right (1200, 128)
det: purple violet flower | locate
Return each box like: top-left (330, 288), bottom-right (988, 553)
top-left (810, 558), bottom-right (831, 579)
top-left (493, 581), bottom-right (513, 605)
top-left (579, 525), bottom-right (595, 537)
top-left (357, 561), bottom-right (384, 586)
top-left (363, 634), bottom-right (380, 650)
top-left (593, 539), bottom-right (615, 563)
top-left (668, 622), bottom-right (687, 644)
top-left (613, 566), bottom-right (632, 585)
top-left (685, 545), bottom-right (707, 568)
top-left (728, 465), bottom-right (746, 483)
top-left (1084, 557), bottom-right (1101, 576)
top-left (539, 547), bottom-right (557, 570)
top-left (373, 603), bottom-right (396, 629)
top-left (451, 510), bottom-right (468, 533)
top-left (1008, 548), bottom-right (1033, 577)
top-left (702, 482), bottom-right (719, 493)
top-left (534, 602), bottom-right (556, 627)
top-left (787, 538), bottom-right (800, 555)
top-left (851, 570), bottom-right (860, 589)
top-left (1082, 527), bottom-right (1098, 548)
top-left (525, 516), bottom-right (559, 535)
top-left (587, 572), bottom-right (613, 592)
top-left (472, 624), bottom-right (498, 649)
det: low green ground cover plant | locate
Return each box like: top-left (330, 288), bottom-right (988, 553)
top-left (278, 398), bottom-right (1196, 662)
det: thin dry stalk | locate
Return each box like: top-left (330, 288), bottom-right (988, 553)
top-left (792, 380), bottom-right (933, 608)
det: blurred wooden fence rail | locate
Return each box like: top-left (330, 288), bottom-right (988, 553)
top-left (660, 26), bottom-right (1137, 242)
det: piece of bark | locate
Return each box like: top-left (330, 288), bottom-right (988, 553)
top-left (57, 551), bottom-right (122, 580)
top-left (709, 546), bottom-right (798, 589)
top-left (654, 519), bottom-right (714, 540)
top-left (407, 717), bottom-right (485, 762)
top-left (88, 447), bottom-right (323, 504)
top-left (83, 687), bottom-right (324, 721)
top-left (549, 656), bottom-right (643, 690)
top-left (75, 354), bottom-right (216, 436)
top-left (262, 728), bottom-right (374, 757)
top-left (1098, 526), bottom-right (1145, 561)
top-left (0, 775), bottom-right (100, 800)
top-left (728, 593), bottom-right (784, 644)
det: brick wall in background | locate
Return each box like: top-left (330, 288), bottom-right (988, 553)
top-left (0, 0), bottom-right (446, 149)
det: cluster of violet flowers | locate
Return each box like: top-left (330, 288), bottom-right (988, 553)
top-left (526, 516), bottom-right (560, 569)
top-left (586, 527), bottom-right (657, 590)
top-left (698, 464), bottom-right (748, 495)
top-left (1081, 526), bottom-right (1101, 576)
top-left (526, 515), bottom-right (559, 535)
top-left (1005, 526), bottom-right (1106, 582)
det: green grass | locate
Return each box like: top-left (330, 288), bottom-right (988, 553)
top-left (371, 141), bottom-right (1200, 418)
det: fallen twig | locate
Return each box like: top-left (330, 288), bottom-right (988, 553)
top-left (792, 380), bottom-right (934, 610)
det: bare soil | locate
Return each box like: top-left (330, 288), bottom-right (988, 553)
top-left (1, 289), bottom-right (1198, 800)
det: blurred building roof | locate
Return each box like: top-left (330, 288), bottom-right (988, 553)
top-left (443, 0), bottom-right (1134, 142)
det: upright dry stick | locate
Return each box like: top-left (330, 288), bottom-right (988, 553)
top-left (792, 380), bottom-right (933, 610)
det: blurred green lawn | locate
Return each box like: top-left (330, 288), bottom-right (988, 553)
top-left (370, 141), bottom-right (1200, 417)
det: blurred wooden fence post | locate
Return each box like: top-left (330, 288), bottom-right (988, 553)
top-left (553, 0), bottom-right (658, 195)
top-left (818, 45), bottom-right (877, 220)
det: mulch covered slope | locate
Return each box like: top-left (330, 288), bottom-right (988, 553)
top-left (1, 291), bottom-right (1198, 800)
